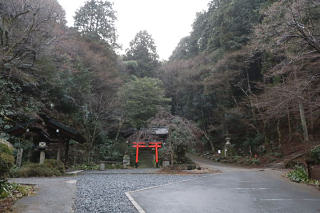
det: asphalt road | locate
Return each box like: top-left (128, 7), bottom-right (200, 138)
top-left (130, 157), bottom-right (320, 213)
top-left (10, 176), bottom-right (77, 213)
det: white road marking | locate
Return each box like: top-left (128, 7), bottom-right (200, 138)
top-left (260, 198), bottom-right (320, 201)
top-left (234, 188), bottom-right (269, 190)
top-left (66, 180), bottom-right (77, 184)
top-left (66, 170), bottom-right (84, 174)
top-left (125, 192), bottom-right (146, 213)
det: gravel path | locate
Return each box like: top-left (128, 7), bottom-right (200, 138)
top-left (75, 169), bottom-right (201, 213)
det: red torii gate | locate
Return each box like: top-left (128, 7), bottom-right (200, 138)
top-left (132, 142), bottom-right (162, 166)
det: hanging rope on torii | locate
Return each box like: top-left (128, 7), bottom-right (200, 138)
top-left (132, 142), bottom-right (162, 167)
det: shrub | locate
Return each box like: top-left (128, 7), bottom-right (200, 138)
top-left (310, 146), bottom-right (320, 164)
top-left (271, 152), bottom-right (283, 158)
top-left (105, 164), bottom-right (123, 169)
top-left (11, 160), bottom-right (65, 177)
top-left (250, 158), bottom-right (260, 165)
top-left (0, 181), bottom-right (33, 199)
top-left (44, 159), bottom-right (65, 173)
top-left (287, 166), bottom-right (308, 183)
top-left (71, 163), bottom-right (99, 171)
top-left (0, 144), bottom-right (14, 178)
top-left (0, 143), bottom-right (13, 155)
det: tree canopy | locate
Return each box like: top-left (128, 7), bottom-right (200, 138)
top-left (118, 76), bottom-right (170, 128)
top-left (1, 0), bottom-right (320, 170)
top-left (74, 0), bottom-right (117, 47)
top-left (124, 30), bottom-right (160, 77)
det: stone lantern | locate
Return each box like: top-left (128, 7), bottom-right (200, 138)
top-left (39, 142), bottom-right (47, 164)
top-left (224, 137), bottom-right (231, 157)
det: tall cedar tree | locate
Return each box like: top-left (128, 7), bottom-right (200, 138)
top-left (74, 0), bottom-right (117, 48)
top-left (124, 30), bottom-right (159, 78)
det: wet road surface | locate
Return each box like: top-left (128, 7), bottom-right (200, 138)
top-left (130, 156), bottom-right (320, 213)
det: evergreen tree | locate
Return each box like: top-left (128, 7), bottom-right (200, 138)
top-left (118, 76), bottom-right (170, 128)
top-left (124, 30), bottom-right (160, 77)
top-left (74, 0), bottom-right (117, 47)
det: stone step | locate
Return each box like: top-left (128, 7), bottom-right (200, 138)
top-left (138, 150), bottom-right (155, 168)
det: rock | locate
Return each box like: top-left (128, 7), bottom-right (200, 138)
top-left (162, 160), bottom-right (170, 167)
top-left (310, 165), bottom-right (320, 180)
top-left (99, 162), bottom-right (105, 170)
top-left (123, 155), bottom-right (130, 168)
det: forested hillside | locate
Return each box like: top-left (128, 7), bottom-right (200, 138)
top-left (161, 0), bottom-right (320, 156)
top-left (0, 0), bottom-right (320, 167)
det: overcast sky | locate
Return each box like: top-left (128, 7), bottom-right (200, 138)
top-left (57, 0), bottom-right (210, 60)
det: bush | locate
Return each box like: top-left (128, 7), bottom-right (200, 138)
top-left (71, 163), bottom-right (99, 171)
top-left (287, 166), bottom-right (308, 183)
top-left (105, 164), bottom-right (123, 169)
top-left (11, 160), bottom-right (65, 177)
top-left (310, 146), bottom-right (320, 164)
top-left (44, 159), bottom-right (65, 173)
top-left (271, 152), bottom-right (283, 158)
top-left (0, 143), bottom-right (13, 155)
top-left (250, 158), bottom-right (260, 165)
top-left (0, 144), bottom-right (14, 178)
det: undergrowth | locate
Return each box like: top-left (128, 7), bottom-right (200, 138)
top-left (10, 159), bottom-right (65, 177)
top-left (287, 165), bottom-right (320, 187)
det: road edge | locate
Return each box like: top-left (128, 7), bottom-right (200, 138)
top-left (125, 191), bottom-right (146, 213)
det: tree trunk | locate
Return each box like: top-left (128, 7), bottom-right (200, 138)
top-left (287, 107), bottom-right (292, 140)
top-left (308, 91), bottom-right (314, 133)
top-left (115, 118), bottom-right (124, 142)
top-left (208, 140), bottom-right (215, 153)
top-left (298, 101), bottom-right (309, 142)
top-left (57, 143), bottom-right (62, 161)
top-left (203, 131), bottom-right (215, 153)
top-left (170, 141), bottom-right (174, 166)
top-left (64, 140), bottom-right (70, 167)
top-left (277, 119), bottom-right (281, 148)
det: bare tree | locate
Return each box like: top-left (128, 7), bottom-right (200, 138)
top-left (0, 0), bottom-right (65, 70)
